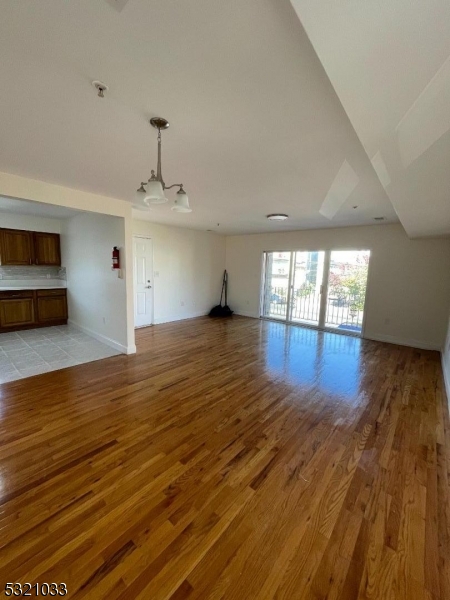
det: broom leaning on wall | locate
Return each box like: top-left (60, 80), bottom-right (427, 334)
top-left (209, 270), bottom-right (233, 317)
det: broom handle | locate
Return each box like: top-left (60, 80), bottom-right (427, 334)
top-left (224, 270), bottom-right (228, 306)
top-left (220, 271), bottom-right (226, 305)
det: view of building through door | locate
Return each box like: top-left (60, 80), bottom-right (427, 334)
top-left (291, 251), bottom-right (325, 327)
top-left (261, 252), bottom-right (291, 321)
top-left (133, 236), bottom-right (153, 328)
top-left (324, 250), bottom-right (370, 333)
top-left (261, 249), bottom-right (370, 335)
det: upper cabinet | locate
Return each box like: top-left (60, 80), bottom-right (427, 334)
top-left (34, 232), bottom-right (61, 266)
top-left (0, 229), bottom-right (34, 265)
top-left (0, 229), bottom-right (62, 267)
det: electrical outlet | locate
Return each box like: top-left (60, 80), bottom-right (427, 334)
top-left (181, 301), bottom-right (185, 306)
top-left (102, 317), bottom-right (106, 325)
top-left (46, 273), bottom-right (51, 279)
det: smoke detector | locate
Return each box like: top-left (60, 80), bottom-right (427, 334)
top-left (92, 80), bottom-right (109, 98)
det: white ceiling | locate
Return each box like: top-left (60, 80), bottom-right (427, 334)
top-left (0, 0), bottom-right (398, 235)
top-left (0, 196), bottom-right (82, 219)
top-left (292, 0), bottom-right (450, 238)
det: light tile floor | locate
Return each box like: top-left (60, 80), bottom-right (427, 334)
top-left (0, 325), bottom-right (120, 384)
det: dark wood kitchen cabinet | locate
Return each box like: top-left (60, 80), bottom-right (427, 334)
top-left (0, 289), bottom-right (67, 332)
top-left (0, 291), bottom-right (35, 329)
top-left (0, 229), bottom-right (34, 265)
top-left (36, 289), bottom-right (68, 323)
top-left (0, 228), bottom-right (61, 266)
top-left (34, 232), bottom-right (61, 266)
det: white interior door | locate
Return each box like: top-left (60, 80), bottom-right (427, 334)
top-left (133, 236), bottom-right (153, 328)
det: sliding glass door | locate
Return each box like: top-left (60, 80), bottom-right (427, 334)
top-left (324, 250), bottom-right (370, 333)
top-left (261, 252), bottom-right (291, 321)
top-left (262, 249), bottom-right (370, 336)
top-left (290, 251), bottom-right (325, 327)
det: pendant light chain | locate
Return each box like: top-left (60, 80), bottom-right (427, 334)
top-left (157, 126), bottom-right (164, 186)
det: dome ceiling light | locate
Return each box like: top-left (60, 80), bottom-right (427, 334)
top-left (134, 118), bottom-right (192, 213)
top-left (267, 214), bottom-right (289, 221)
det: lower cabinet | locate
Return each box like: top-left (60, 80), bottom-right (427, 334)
top-left (0, 289), bottom-right (67, 332)
top-left (0, 292), bottom-right (35, 328)
top-left (36, 290), bottom-right (68, 323)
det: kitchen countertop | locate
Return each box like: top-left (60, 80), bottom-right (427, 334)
top-left (0, 279), bottom-right (67, 291)
top-left (0, 286), bottom-right (67, 291)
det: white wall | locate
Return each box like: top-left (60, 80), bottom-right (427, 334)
top-left (0, 212), bottom-right (61, 233)
top-left (132, 220), bottom-right (226, 324)
top-left (61, 212), bottom-right (132, 353)
top-left (226, 223), bottom-right (450, 350)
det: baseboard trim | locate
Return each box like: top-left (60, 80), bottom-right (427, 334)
top-left (68, 320), bottom-right (133, 354)
top-left (153, 311), bottom-right (208, 325)
top-left (441, 352), bottom-right (450, 407)
top-left (364, 333), bottom-right (440, 351)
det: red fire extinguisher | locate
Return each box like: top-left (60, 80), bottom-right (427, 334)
top-left (112, 246), bottom-right (120, 270)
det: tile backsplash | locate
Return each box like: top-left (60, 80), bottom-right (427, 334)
top-left (0, 266), bottom-right (66, 280)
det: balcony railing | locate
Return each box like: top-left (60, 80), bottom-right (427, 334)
top-left (325, 291), bottom-right (364, 332)
top-left (265, 287), bottom-right (289, 318)
top-left (264, 285), bottom-right (364, 332)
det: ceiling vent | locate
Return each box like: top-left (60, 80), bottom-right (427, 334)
top-left (105, 0), bottom-right (130, 12)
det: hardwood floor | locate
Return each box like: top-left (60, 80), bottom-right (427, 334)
top-left (0, 316), bottom-right (449, 599)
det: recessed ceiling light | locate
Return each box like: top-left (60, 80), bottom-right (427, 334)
top-left (267, 214), bottom-right (288, 221)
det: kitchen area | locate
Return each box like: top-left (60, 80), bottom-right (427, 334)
top-left (0, 197), bottom-right (127, 384)
top-left (0, 227), bottom-right (68, 331)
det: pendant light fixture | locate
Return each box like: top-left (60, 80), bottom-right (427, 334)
top-left (134, 118), bottom-right (192, 213)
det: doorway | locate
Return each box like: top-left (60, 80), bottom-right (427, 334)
top-left (261, 249), bottom-right (370, 335)
top-left (133, 236), bottom-right (153, 328)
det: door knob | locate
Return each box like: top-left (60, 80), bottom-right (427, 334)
top-left (146, 285), bottom-right (152, 289)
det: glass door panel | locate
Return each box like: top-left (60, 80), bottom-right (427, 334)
top-left (262, 251), bottom-right (292, 320)
top-left (289, 251), bottom-right (325, 326)
top-left (324, 250), bottom-right (370, 333)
